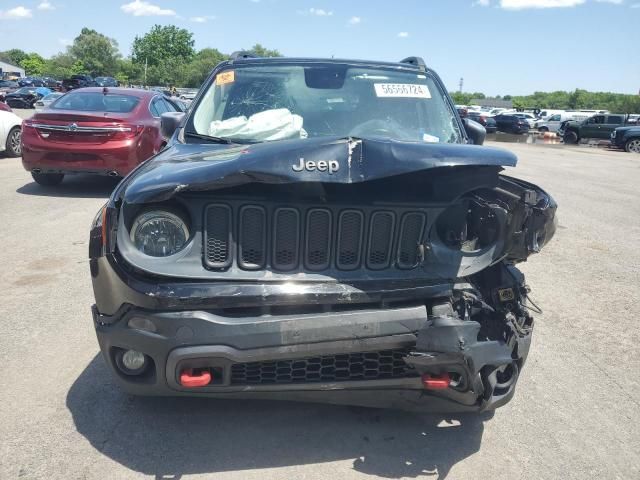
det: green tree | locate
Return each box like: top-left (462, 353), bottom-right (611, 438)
top-left (44, 53), bottom-right (76, 78)
top-left (132, 25), bottom-right (195, 67)
top-left (184, 48), bottom-right (228, 87)
top-left (68, 28), bottom-right (120, 76)
top-left (0, 48), bottom-right (28, 67)
top-left (114, 58), bottom-right (142, 85)
top-left (145, 57), bottom-right (189, 86)
top-left (449, 92), bottom-right (473, 105)
top-left (20, 53), bottom-right (46, 75)
top-left (248, 43), bottom-right (281, 58)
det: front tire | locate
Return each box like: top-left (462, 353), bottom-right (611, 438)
top-left (5, 127), bottom-right (22, 157)
top-left (564, 131), bottom-right (578, 144)
top-left (538, 126), bottom-right (549, 133)
top-left (31, 172), bottom-right (64, 186)
top-left (625, 138), bottom-right (640, 153)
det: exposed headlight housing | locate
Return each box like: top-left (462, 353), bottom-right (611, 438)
top-left (130, 210), bottom-right (189, 257)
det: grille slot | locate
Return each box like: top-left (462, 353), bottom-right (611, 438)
top-left (230, 348), bottom-right (417, 385)
top-left (238, 206), bottom-right (266, 270)
top-left (272, 208), bottom-right (300, 271)
top-left (397, 212), bottom-right (426, 269)
top-left (305, 209), bottom-right (332, 270)
top-left (336, 210), bottom-right (364, 270)
top-left (204, 204), bottom-right (232, 269)
top-left (367, 211), bottom-right (395, 269)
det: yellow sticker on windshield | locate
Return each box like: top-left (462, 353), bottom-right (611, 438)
top-left (216, 70), bottom-right (235, 85)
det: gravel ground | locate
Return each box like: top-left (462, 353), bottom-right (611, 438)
top-left (0, 142), bottom-right (639, 480)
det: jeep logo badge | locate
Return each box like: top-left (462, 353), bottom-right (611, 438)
top-left (292, 158), bottom-right (339, 174)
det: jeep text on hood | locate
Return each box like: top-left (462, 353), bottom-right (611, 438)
top-left (89, 56), bottom-right (557, 412)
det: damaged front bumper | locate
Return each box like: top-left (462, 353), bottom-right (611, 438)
top-left (92, 254), bottom-right (533, 412)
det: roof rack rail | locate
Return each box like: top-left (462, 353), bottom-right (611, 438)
top-left (230, 51), bottom-right (259, 61)
top-left (399, 56), bottom-right (426, 71)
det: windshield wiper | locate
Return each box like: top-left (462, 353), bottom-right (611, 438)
top-left (184, 131), bottom-right (236, 144)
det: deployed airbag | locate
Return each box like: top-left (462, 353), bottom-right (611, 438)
top-left (209, 108), bottom-right (307, 142)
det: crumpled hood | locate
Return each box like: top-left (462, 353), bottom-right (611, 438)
top-left (122, 136), bottom-right (517, 204)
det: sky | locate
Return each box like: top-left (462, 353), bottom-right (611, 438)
top-left (0, 0), bottom-right (638, 95)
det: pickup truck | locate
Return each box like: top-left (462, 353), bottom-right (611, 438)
top-left (62, 74), bottom-right (96, 91)
top-left (559, 113), bottom-right (632, 144)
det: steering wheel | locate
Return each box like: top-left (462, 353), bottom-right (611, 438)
top-left (350, 118), bottom-right (397, 138)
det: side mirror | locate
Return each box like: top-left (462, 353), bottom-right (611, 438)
top-left (463, 117), bottom-right (486, 145)
top-left (161, 111), bottom-right (185, 139)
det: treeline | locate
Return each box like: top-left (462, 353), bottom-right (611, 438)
top-left (450, 90), bottom-right (640, 114)
top-left (3, 26), bottom-right (637, 113)
top-left (0, 25), bottom-right (280, 88)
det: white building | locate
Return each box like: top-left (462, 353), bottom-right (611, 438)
top-left (0, 60), bottom-right (25, 79)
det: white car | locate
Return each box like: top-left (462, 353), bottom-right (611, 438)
top-left (34, 92), bottom-right (64, 111)
top-left (535, 112), bottom-right (593, 133)
top-left (0, 110), bottom-right (22, 157)
top-left (179, 91), bottom-right (197, 101)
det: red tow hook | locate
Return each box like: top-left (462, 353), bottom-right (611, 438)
top-left (180, 368), bottom-right (212, 388)
top-left (421, 372), bottom-right (451, 390)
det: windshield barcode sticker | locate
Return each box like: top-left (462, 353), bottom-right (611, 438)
top-left (374, 83), bottom-right (431, 99)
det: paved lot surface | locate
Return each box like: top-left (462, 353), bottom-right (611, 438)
top-left (1, 143), bottom-right (639, 479)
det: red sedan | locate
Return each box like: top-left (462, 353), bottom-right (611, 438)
top-left (21, 87), bottom-right (182, 186)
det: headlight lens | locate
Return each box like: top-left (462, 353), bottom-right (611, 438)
top-left (130, 210), bottom-right (189, 257)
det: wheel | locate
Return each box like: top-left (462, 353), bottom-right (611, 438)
top-left (31, 172), bottom-right (64, 186)
top-left (625, 138), bottom-right (640, 153)
top-left (5, 127), bottom-right (22, 157)
top-left (563, 131), bottom-right (578, 144)
top-left (538, 126), bottom-right (549, 133)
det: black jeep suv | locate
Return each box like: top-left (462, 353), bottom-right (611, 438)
top-left (89, 55), bottom-right (557, 412)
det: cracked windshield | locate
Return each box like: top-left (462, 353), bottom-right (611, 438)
top-left (191, 64), bottom-right (463, 144)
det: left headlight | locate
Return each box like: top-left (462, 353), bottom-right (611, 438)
top-left (130, 210), bottom-right (189, 257)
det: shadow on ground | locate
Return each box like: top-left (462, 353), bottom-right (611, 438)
top-left (16, 175), bottom-right (120, 199)
top-left (67, 356), bottom-right (491, 479)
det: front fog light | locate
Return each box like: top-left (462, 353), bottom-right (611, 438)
top-left (130, 210), bottom-right (189, 257)
top-left (115, 349), bottom-right (148, 375)
top-left (123, 350), bottom-right (146, 370)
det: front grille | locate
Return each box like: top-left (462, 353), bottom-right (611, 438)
top-left (273, 208), bottom-right (300, 270)
top-left (230, 348), bottom-right (417, 385)
top-left (204, 204), bottom-right (232, 268)
top-left (238, 206), bottom-right (266, 269)
top-left (306, 209), bottom-right (332, 270)
top-left (367, 212), bottom-right (395, 269)
top-left (397, 212), bottom-right (427, 268)
top-left (204, 202), bottom-right (427, 273)
top-left (337, 210), bottom-right (364, 270)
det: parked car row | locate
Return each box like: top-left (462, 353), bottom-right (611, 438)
top-left (0, 75), bottom-right (121, 98)
top-left (456, 104), bottom-right (639, 153)
top-left (18, 76), bottom-right (60, 89)
top-left (61, 74), bottom-right (120, 91)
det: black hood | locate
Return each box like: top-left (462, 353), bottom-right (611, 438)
top-left (122, 136), bottom-right (517, 204)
